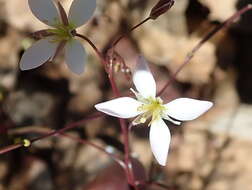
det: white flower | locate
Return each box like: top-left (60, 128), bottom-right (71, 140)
top-left (95, 56), bottom-right (213, 166)
top-left (19, 0), bottom-right (96, 74)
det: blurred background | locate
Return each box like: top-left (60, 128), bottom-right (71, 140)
top-left (0, 0), bottom-right (252, 189)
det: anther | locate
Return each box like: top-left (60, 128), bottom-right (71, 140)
top-left (140, 117), bottom-right (146, 123)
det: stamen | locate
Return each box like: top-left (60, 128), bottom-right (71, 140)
top-left (134, 95), bottom-right (167, 126)
top-left (130, 88), bottom-right (146, 103)
top-left (140, 117), bottom-right (146, 123)
top-left (48, 23), bottom-right (76, 42)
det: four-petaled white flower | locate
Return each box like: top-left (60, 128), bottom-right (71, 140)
top-left (19, 0), bottom-right (96, 74)
top-left (95, 56), bottom-right (213, 166)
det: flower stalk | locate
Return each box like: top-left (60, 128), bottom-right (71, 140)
top-left (0, 112), bottom-right (104, 154)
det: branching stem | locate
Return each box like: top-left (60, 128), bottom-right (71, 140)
top-left (0, 112), bottom-right (103, 153)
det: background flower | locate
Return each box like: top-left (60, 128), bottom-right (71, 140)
top-left (19, 0), bottom-right (96, 74)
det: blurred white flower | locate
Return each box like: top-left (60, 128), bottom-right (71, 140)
top-left (19, 0), bottom-right (96, 74)
top-left (95, 56), bottom-right (213, 166)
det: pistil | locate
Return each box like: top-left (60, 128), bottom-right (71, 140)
top-left (48, 23), bottom-right (76, 42)
top-left (133, 95), bottom-right (166, 126)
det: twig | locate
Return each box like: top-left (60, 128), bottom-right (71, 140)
top-left (0, 112), bottom-right (103, 154)
top-left (75, 33), bottom-right (104, 64)
top-left (58, 132), bottom-right (125, 167)
top-left (158, 5), bottom-right (252, 96)
top-left (112, 17), bottom-right (151, 47)
top-left (8, 125), bottom-right (124, 167)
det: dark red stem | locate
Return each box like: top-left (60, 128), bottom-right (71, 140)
top-left (75, 33), bottom-right (105, 64)
top-left (0, 112), bottom-right (103, 154)
top-left (75, 31), bottom-right (137, 188)
top-left (112, 17), bottom-right (151, 47)
top-left (158, 4), bottom-right (252, 96)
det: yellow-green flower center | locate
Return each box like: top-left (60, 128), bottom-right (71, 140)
top-left (134, 96), bottom-right (166, 125)
top-left (48, 23), bottom-right (76, 42)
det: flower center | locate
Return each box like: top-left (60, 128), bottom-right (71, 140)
top-left (133, 96), bottom-right (166, 126)
top-left (48, 23), bottom-right (76, 42)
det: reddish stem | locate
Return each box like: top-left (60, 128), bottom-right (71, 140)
top-left (119, 119), bottom-right (133, 182)
top-left (30, 112), bottom-right (103, 142)
top-left (75, 31), bottom-right (132, 170)
top-left (112, 17), bottom-right (151, 47)
top-left (0, 112), bottom-right (103, 154)
top-left (75, 33), bottom-right (105, 65)
top-left (107, 61), bottom-right (121, 96)
top-left (75, 32), bottom-right (137, 187)
top-left (106, 57), bottom-right (135, 185)
top-left (0, 144), bottom-right (23, 154)
top-left (58, 132), bottom-right (124, 167)
top-left (158, 4), bottom-right (252, 96)
top-left (10, 125), bottom-right (123, 166)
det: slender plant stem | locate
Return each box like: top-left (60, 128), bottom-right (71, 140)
top-left (119, 119), bottom-right (133, 182)
top-left (106, 16), bottom-right (155, 190)
top-left (112, 17), bottom-right (151, 47)
top-left (58, 132), bottom-right (125, 167)
top-left (106, 60), bottom-right (135, 185)
top-left (107, 69), bottom-right (137, 188)
top-left (158, 4), bottom-right (252, 96)
top-left (107, 63), bottom-right (121, 96)
top-left (75, 31), bottom-right (137, 187)
top-left (75, 33), bottom-right (105, 64)
top-left (30, 112), bottom-right (103, 142)
top-left (74, 31), bottom-right (134, 182)
top-left (108, 70), bottom-right (139, 189)
top-left (0, 144), bottom-right (23, 154)
top-left (0, 112), bottom-right (104, 154)
top-left (8, 125), bottom-right (124, 167)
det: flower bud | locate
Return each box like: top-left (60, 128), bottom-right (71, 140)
top-left (150, 0), bottom-right (175, 20)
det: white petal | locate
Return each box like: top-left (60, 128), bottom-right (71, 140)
top-left (65, 39), bottom-right (86, 74)
top-left (95, 97), bottom-right (142, 119)
top-left (20, 38), bottom-right (58, 70)
top-left (149, 119), bottom-right (171, 166)
top-left (28, 0), bottom-right (60, 26)
top-left (165, 98), bottom-right (213, 121)
top-left (68, 0), bottom-right (96, 28)
top-left (133, 56), bottom-right (156, 98)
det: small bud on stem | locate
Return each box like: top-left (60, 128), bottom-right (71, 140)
top-left (150, 0), bottom-right (175, 20)
top-left (23, 139), bottom-right (31, 147)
